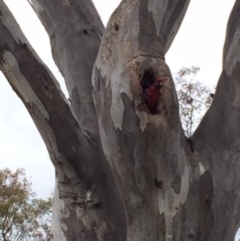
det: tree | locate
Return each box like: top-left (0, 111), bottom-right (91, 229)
top-left (174, 66), bottom-right (213, 137)
top-left (0, 0), bottom-right (239, 240)
top-left (0, 168), bottom-right (52, 241)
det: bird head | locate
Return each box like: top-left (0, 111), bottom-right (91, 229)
top-left (153, 77), bottom-right (165, 88)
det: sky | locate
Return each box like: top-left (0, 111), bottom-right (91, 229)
top-left (0, 0), bottom-right (236, 231)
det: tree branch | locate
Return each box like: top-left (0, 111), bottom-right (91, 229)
top-left (28, 0), bottom-right (104, 137)
top-left (194, 0), bottom-right (240, 152)
top-left (0, 3), bottom-right (125, 240)
top-left (93, 0), bottom-right (191, 240)
top-left (0, 0), bottom-right (103, 197)
top-left (190, 1), bottom-right (240, 238)
top-left (194, 0), bottom-right (240, 149)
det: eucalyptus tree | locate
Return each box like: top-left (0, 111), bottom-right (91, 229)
top-left (0, 0), bottom-right (239, 240)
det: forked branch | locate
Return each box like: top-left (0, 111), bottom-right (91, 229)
top-left (28, 0), bottom-right (105, 137)
top-left (0, 1), bottom-right (101, 197)
top-left (0, 3), bottom-right (124, 239)
top-left (190, 1), bottom-right (240, 238)
top-left (92, 1), bottom-right (191, 240)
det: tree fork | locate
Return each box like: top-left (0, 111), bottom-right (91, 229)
top-left (0, 2), bottom-right (124, 240)
top-left (1, 0), bottom-right (240, 240)
top-left (93, 1), bottom-right (191, 240)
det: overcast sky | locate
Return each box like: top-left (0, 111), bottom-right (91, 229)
top-left (0, 0), bottom-right (235, 201)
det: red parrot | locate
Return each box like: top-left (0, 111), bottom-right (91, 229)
top-left (143, 78), bottom-right (164, 113)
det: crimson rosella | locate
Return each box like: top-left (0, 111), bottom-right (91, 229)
top-left (143, 78), bottom-right (164, 113)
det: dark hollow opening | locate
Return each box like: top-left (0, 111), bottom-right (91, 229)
top-left (141, 69), bottom-right (160, 114)
top-left (83, 29), bottom-right (88, 35)
top-left (141, 69), bottom-right (156, 93)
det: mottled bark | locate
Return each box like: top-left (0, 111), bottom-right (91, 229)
top-left (26, 1), bottom-right (122, 240)
top-left (192, 0), bottom-right (240, 239)
top-left (0, 2), bottom-right (123, 241)
top-left (28, 0), bottom-right (104, 136)
top-left (93, 1), bottom-right (191, 240)
top-left (1, 0), bottom-right (240, 240)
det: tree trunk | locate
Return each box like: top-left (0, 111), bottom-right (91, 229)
top-left (0, 0), bottom-right (239, 240)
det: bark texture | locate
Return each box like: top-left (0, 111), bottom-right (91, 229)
top-left (28, 0), bottom-right (104, 136)
top-left (1, 0), bottom-right (239, 240)
top-left (0, 2), bottom-right (124, 241)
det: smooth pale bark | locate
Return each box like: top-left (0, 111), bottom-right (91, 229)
top-left (0, 2), bottom-right (123, 241)
top-left (192, 0), bottom-right (240, 239)
top-left (93, 1), bottom-right (191, 240)
top-left (1, 0), bottom-right (240, 240)
top-left (28, 0), bottom-right (104, 136)
top-left (26, 2), bottom-right (126, 240)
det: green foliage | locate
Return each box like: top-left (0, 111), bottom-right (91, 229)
top-left (174, 66), bottom-right (214, 137)
top-left (0, 168), bottom-right (53, 241)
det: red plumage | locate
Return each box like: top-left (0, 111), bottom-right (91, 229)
top-left (144, 78), bottom-right (164, 113)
